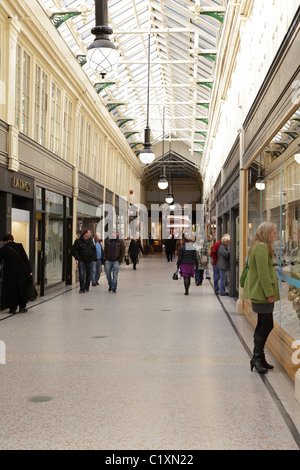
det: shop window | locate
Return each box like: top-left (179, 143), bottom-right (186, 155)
top-left (45, 190), bottom-right (64, 287)
top-left (247, 108), bottom-right (300, 341)
top-left (77, 113), bottom-right (84, 171)
top-left (62, 95), bottom-right (72, 161)
top-left (50, 83), bottom-right (61, 155)
top-left (35, 65), bottom-right (48, 146)
top-left (15, 45), bottom-right (30, 135)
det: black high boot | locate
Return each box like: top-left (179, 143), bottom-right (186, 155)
top-left (184, 277), bottom-right (190, 295)
top-left (261, 353), bottom-right (274, 370)
top-left (250, 335), bottom-right (268, 374)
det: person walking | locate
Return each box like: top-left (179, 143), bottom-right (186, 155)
top-left (195, 240), bottom-right (209, 286)
top-left (103, 231), bottom-right (125, 293)
top-left (243, 221), bottom-right (280, 374)
top-left (128, 237), bottom-right (144, 270)
top-left (165, 235), bottom-right (174, 262)
top-left (71, 229), bottom-right (96, 294)
top-left (148, 233), bottom-right (155, 254)
top-left (0, 233), bottom-right (32, 313)
top-left (217, 234), bottom-right (231, 296)
top-left (92, 232), bottom-right (103, 286)
top-left (177, 239), bottom-right (198, 295)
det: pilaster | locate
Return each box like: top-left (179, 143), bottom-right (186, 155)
top-left (8, 124), bottom-right (19, 171)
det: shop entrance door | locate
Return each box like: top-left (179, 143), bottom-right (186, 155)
top-left (35, 211), bottom-right (45, 296)
top-left (65, 217), bottom-right (73, 285)
top-left (229, 207), bottom-right (239, 297)
top-left (11, 208), bottom-right (30, 256)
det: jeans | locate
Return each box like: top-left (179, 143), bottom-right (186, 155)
top-left (205, 260), bottom-right (211, 278)
top-left (213, 264), bottom-right (220, 292)
top-left (219, 268), bottom-right (228, 295)
top-left (78, 260), bottom-right (92, 292)
top-left (105, 260), bottom-right (119, 291)
top-left (92, 259), bottom-right (102, 283)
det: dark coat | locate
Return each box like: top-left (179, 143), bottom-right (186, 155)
top-left (165, 237), bottom-right (174, 253)
top-left (217, 243), bottom-right (230, 270)
top-left (0, 241), bottom-right (32, 309)
top-left (103, 238), bottom-right (125, 263)
top-left (177, 244), bottom-right (198, 268)
top-left (71, 236), bottom-right (96, 263)
top-left (128, 239), bottom-right (144, 260)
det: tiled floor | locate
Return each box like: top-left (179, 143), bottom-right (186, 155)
top-left (1, 254), bottom-right (300, 450)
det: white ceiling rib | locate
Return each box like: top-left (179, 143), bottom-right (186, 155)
top-left (39, 0), bottom-right (226, 178)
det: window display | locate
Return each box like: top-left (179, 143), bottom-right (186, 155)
top-left (247, 109), bottom-right (300, 341)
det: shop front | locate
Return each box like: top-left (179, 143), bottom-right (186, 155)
top-left (245, 110), bottom-right (300, 381)
top-left (35, 187), bottom-right (73, 296)
top-left (217, 179), bottom-right (240, 298)
top-left (0, 167), bottom-right (34, 264)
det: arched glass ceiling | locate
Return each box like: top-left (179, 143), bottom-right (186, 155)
top-left (39, 0), bottom-right (227, 167)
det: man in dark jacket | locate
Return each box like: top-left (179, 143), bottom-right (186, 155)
top-left (0, 233), bottom-right (32, 313)
top-left (103, 231), bottom-right (125, 293)
top-left (71, 229), bottom-right (96, 294)
top-left (128, 237), bottom-right (144, 270)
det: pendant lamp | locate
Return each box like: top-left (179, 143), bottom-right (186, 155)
top-left (140, 35), bottom-right (155, 164)
top-left (86, 0), bottom-right (119, 78)
top-left (255, 175), bottom-right (265, 191)
top-left (165, 169), bottom-right (174, 204)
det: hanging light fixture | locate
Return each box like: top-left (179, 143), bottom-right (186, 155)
top-left (255, 155), bottom-right (265, 190)
top-left (255, 175), bottom-right (265, 191)
top-left (158, 104), bottom-right (169, 190)
top-left (165, 193), bottom-right (174, 204)
top-left (165, 168), bottom-right (174, 204)
top-left (140, 34), bottom-right (155, 164)
top-left (86, 0), bottom-right (119, 78)
top-left (158, 174), bottom-right (168, 190)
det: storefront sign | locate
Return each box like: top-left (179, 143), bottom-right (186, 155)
top-left (218, 181), bottom-right (239, 216)
top-left (11, 177), bottom-right (32, 192)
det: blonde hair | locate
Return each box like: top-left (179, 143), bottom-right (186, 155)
top-left (221, 234), bottom-right (230, 244)
top-left (249, 221), bottom-right (276, 258)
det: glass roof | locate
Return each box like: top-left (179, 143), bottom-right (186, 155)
top-left (38, 0), bottom-right (227, 169)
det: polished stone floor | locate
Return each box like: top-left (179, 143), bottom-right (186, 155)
top-left (1, 254), bottom-right (300, 450)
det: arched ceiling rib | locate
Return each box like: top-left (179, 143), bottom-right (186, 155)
top-left (39, 0), bottom-right (227, 180)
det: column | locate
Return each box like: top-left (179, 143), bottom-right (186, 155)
top-left (237, 127), bottom-right (247, 314)
top-left (5, 17), bottom-right (21, 171)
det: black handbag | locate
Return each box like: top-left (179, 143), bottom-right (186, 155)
top-left (172, 269), bottom-right (179, 280)
top-left (27, 276), bottom-right (38, 301)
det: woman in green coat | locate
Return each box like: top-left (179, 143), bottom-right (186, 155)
top-left (243, 221), bottom-right (280, 374)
